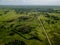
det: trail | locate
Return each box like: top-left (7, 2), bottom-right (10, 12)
top-left (34, 15), bottom-right (52, 45)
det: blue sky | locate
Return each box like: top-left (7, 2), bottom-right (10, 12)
top-left (0, 0), bottom-right (60, 5)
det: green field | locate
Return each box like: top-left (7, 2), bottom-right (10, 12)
top-left (0, 6), bottom-right (60, 45)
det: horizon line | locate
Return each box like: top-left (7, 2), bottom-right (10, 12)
top-left (0, 5), bottom-right (60, 6)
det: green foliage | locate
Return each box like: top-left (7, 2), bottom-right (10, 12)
top-left (5, 39), bottom-right (26, 45)
top-left (0, 7), bottom-right (60, 45)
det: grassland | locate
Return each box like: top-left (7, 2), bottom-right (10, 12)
top-left (0, 6), bottom-right (60, 45)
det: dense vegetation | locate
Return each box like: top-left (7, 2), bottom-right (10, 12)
top-left (0, 6), bottom-right (60, 45)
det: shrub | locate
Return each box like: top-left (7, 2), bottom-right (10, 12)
top-left (5, 39), bottom-right (26, 45)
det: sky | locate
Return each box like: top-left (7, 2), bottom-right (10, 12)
top-left (0, 0), bottom-right (60, 5)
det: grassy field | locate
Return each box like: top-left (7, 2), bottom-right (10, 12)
top-left (0, 6), bottom-right (60, 45)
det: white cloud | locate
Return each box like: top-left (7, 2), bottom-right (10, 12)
top-left (0, 0), bottom-right (60, 5)
top-left (23, 0), bottom-right (60, 5)
top-left (7, 0), bottom-right (14, 2)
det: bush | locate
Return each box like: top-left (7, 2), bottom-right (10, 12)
top-left (5, 39), bottom-right (26, 45)
top-left (16, 26), bottom-right (32, 34)
top-left (18, 16), bottom-right (31, 21)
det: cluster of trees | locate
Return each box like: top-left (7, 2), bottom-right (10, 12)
top-left (45, 13), bottom-right (60, 24)
top-left (17, 16), bottom-right (32, 22)
top-left (14, 25), bottom-right (32, 34)
top-left (0, 8), bottom-right (59, 16)
top-left (5, 39), bottom-right (26, 45)
top-left (13, 8), bottom-right (32, 14)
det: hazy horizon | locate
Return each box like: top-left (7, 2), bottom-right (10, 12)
top-left (0, 0), bottom-right (60, 6)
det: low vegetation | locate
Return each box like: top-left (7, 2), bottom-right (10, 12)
top-left (0, 6), bottom-right (60, 45)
